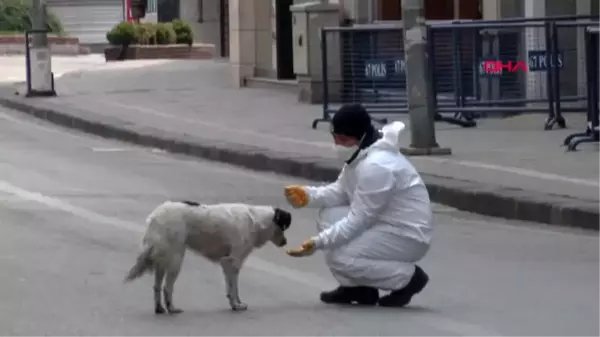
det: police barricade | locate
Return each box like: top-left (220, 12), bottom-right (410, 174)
top-left (314, 15), bottom-right (599, 130)
top-left (314, 22), bottom-right (474, 129)
top-left (549, 21), bottom-right (599, 131)
top-left (424, 16), bottom-right (598, 130)
top-left (563, 26), bottom-right (599, 151)
top-left (430, 20), bottom-right (565, 130)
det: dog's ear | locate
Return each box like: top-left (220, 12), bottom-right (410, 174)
top-left (273, 208), bottom-right (291, 231)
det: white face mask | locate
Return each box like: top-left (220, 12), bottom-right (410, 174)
top-left (333, 144), bottom-right (360, 162)
top-left (332, 133), bottom-right (366, 163)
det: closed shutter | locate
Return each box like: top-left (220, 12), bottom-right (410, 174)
top-left (47, 0), bottom-right (124, 44)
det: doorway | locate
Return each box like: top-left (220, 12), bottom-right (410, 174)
top-left (157, 0), bottom-right (179, 22)
top-left (219, 0), bottom-right (229, 58)
top-left (275, 0), bottom-right (295, 79)
top-left (454, 0), bottom-right (482, 19)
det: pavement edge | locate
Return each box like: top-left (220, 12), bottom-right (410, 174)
top-left (0, 95), bottom-right (597, 231)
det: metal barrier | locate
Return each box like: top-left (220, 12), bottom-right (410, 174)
top-left (314, 15), bottom-right (599, 130)
top-left (429, 20), bottom-right (598, 130)
top-left (551, 21), bottom-right (599, 128)
top-left (314, 22), bottom-right (477, 129)
top-left (563, 26), bottom-right (599, 151)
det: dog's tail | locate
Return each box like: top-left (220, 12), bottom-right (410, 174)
top-left (123, 245), bottom-right (154, 283)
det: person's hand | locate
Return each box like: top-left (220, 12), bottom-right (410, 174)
top-left (286, 239), bottom-right (316, 257)
top-left (284, 185), bottom-right (309, 208)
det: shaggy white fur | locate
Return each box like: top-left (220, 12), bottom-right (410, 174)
top-left (124, 200), bottom-right (291, 313)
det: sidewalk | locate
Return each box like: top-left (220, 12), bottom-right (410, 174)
top-left (0, 59), bottom-right (597, 229)
top-left (0, 55), bottom-right (171, 84)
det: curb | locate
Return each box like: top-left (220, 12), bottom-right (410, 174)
top-left (0, 95), bottom-right (597, 231)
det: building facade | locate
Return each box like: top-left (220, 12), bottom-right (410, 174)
top-left (46, 0), bottom-right (158, 46)
top-left (50, 0), bottom-right (596, 98)
top-left (216, 0), bottom-right (597, 89)
top-left (178, 0), bottom-right (229, 58)
top-left (226, 0), bottom-right (484, 84)
top-left (177, 0), bottom-right (484, 85)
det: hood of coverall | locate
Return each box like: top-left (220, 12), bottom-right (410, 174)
top-left (350, 121), bottom-right (406, 164)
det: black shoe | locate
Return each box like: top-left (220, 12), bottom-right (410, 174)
top-left (378, 265), bottom-right (429, 307)
top-left (320, 286), bottom-right (379, 305)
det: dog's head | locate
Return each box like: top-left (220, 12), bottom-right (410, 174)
top-left (270, 207), bottom-right (291, 247)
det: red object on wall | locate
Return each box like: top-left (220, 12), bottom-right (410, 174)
top-left (124, 0), bottom-right (133, 21)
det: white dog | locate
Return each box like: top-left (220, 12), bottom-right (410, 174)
top-left (124, 200), bottom-right (291, 314)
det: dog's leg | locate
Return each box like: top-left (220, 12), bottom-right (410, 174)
top-left (163, 252), bottom-right (184, 314)
top-left (220, 256), bottom-right (247, 311)
top-left (153, 267), bottom-right (166, 314)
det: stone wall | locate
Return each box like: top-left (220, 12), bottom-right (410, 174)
top-left (104, 43), bottom-right (215, 61)
top-left (0, 35), bottom-right (87, 55)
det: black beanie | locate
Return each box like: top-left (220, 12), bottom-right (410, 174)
top-left (331, 104), bottom-right (372, 139)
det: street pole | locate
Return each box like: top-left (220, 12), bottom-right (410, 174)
top-left (27, 0), bottom-right (55, 97)
top-left (453, 0), bottom-right (460, 20)
top-left (400, 0), bottom-right (451, 155)
top-left (32, 0), bottom-right (47, 47)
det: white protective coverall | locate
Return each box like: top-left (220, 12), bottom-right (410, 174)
top-left (306, 121), bottom-right (433, 291)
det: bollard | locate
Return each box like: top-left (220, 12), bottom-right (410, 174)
top-left (25, 0), bottom-right (56, 98)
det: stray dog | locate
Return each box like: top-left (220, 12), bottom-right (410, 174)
top-left (124, 200), bottom-right (291, 314)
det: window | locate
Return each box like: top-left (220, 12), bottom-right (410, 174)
top-left (146, 0), bottom-right (157, 14)
top-left (377, 0), bottom-right (401, 20)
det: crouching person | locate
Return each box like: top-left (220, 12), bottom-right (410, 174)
top-left (284, 104), bottom-right (433, 307)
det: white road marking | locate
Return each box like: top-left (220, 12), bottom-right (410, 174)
top-left (0, 178), bottom-right (501, 336)
top-left (91, 147), bottom-right (131, 152)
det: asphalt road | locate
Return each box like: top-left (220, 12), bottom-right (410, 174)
top-left (0, 107), bottom-right (597, 336)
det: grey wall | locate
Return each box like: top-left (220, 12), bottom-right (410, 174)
top-left (179, 0), bottom-right (221, 51)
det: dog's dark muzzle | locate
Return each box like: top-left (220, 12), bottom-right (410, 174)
top-left (279, 237), bottom-right (287, 247)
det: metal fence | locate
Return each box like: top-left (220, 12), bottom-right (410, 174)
top-left (429, 19), bottom-right (598, 130)
top-left (314, 15), bottom-right (599, 131)
top-left (563, 26), bottom-right (599, 151)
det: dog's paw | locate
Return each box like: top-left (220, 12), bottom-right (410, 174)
top-left (230, 302), bottom-right (248, 311)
